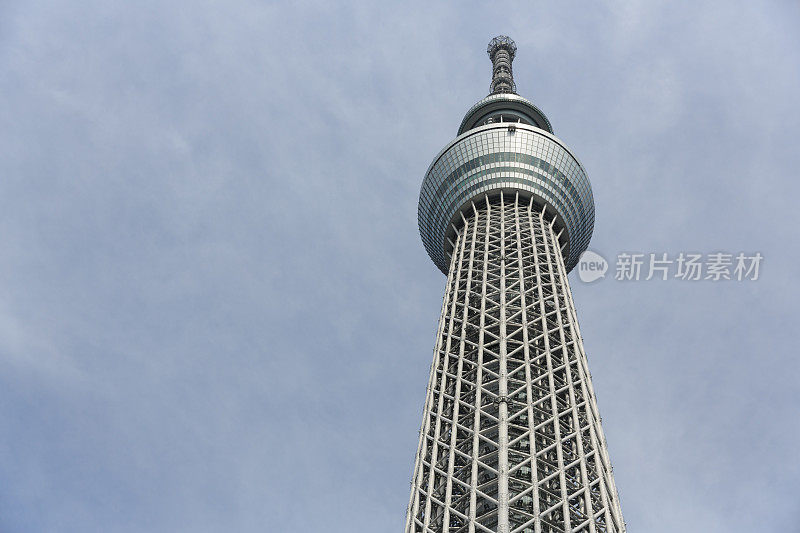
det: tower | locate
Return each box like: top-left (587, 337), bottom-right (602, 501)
top-left (405, 37), bottom-right (625, 533)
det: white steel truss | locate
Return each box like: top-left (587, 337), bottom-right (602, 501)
top-left (405, 193), bottom-right (625, 533)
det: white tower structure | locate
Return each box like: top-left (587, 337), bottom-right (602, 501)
top-left (405, 37), bottom-right (625, 533)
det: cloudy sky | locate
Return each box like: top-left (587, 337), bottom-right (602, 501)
top-left (1, 1), bottom-right (799, 531)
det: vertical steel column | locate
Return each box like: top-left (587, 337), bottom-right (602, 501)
top-left (497, 194), bottom-right (510, 533)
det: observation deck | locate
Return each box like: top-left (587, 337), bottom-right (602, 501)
top-left (417, 37), bottom-right (595, 274)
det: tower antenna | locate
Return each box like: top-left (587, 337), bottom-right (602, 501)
top-left (487, 35), bottom-right (517, 94)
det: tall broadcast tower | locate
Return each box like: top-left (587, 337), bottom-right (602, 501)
top-left (405, 37), bottom-right (625, 533)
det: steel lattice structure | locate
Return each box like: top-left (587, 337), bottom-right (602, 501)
top-left (405, 37), bottom-right (625, 533)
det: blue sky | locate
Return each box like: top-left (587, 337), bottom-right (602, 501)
top-left (1, 1), bottom-right (798, 531)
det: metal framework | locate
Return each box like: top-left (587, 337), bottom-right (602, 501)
top-left (405, 194), bottom-right (623, 533)
top-left (405, 37), bottom-right (625, 533)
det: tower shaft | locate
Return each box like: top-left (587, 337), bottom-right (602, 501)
top-left (406, 194), bottom-right (624, 533)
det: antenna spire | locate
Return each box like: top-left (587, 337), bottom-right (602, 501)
top-left (487, 36), bottom-right (517, 94)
